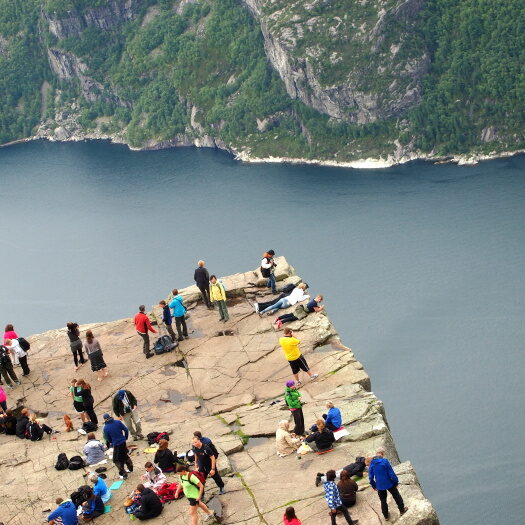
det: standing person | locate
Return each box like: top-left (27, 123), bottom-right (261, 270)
top-left (194, 260), bottom-right (212, 308)
top-left (169, 289), bottom-right (189, 341)
top-left (83, 432), bottom-right (106, 465)
top-left (323, 470), bottom-right (359, 525)
top-left (368, 447), bottom-right (408, 521)
top-left (47, 497), bottom-right (78, 525)
top-left (209, 275), bottom-right (229, 322)
top-left (260, 250), bottom-right (277, 293)
top-left (112, 389), bottom-right (144, 440)
top-left (284, 380), bottom-right (305, 435)
top-left (76, 379), bottom-right (98, 425)
top-left (174, 464), bottom-right (216, 524)
top-left (158, 300), bottom-right (176, 342)
top-left (132, 484), bottom-right (163, 520)
top-left (191, 435), bottom-right (225, 494)
top-left (134, 305), bottom-right (156, 358)
top-left (82, 330), bottom-right (108, 381)
top-left (69, 379), bottom-right (89, 424)
top-left (338, 470), bottom-right (359, 508)
top-left (279, 328), bottom-right (318, 386)
top-left (275, 294), bottom-right (324, 328)
top-left (67, 322), bottom-right (86, 370)
top-left (3, 324), bottom-right (18, 343)
top-left (102, 413), bottom-right (133, 479)
top-left (283, 506), bottom-right (302, 525)
top-left (0, 344), bottom-right (20, 387)
top-left (5, 338), bottom-right (30, 376)
top-left (259, 283), bottom-right (309, 315)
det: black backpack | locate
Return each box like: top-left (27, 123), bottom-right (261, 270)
top-left (55, 453), bottom-right (69, 470)
top-left (147, 431), bottom-right (170, 445)
top-left (281, 283), bottom-right (296, 295)
top-left (0, 346), bottom-right (10, 366)
top-left (68, 455), bottom-right (85, 470)
top-left (82, 421), bottom-right (98, 432)
top-left (204, 440), bottom-right (219, 459)
top-left (18, 337), bottom-right (30, 351)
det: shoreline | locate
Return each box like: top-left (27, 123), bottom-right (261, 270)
top-left (3, 133), bottom-right (524, 169)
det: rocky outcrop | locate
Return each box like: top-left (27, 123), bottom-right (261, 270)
top-left (0, 258), bottom-right (438, 524)
top-left (243, 0), bottom-right (429, 123)
top-left (44, 0), bottom-right (145, 40)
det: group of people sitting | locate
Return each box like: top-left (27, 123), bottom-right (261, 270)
top-left (0, 407), bottom-right (57, 441)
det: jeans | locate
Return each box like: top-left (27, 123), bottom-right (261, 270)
top-left (378, 485), bottom-right (405, 518)
top-left (174, 316), bottom-right (188, 339)
top-left (216, 300), bottom-right (229, 321)
top-left (0, 361), bottom-right (18, 385)
top-left (198, 285), bottom-right (211, 307)
top-left (261, 297), bottom-right (290, 314)
top-left (70, 339), bottom-right (86, 367)
top-left (123, 409), bottom-right (142, 438)
top-left (330, 505), bottom-right (354, 525)
top-left (137, 332), bottom-right (150, 355)
top-left (267, 273), bottom-right (277, 293)
top-left (291, 408), bottom-right (305, 435)
top-left (19, 355), bottom-right (30, 375)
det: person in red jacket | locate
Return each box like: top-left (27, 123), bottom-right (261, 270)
top-left (134, 305), bottom-right (156, 359)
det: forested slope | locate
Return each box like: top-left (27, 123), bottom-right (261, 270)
top-left (1, 0), bottom-right (524, 162)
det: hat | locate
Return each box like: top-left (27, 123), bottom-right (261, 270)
top-left (117, 389), bottom-right (126, 400)
top-left (103, 413), bottom-right (111, 420)
top-left (268, 249), bottom-right (275, 256)
top-left (286, 380), bottom-right (295, 387)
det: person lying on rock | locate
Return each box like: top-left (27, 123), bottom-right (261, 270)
top-left (275, 294), bottom-right (324, 329)
top-left (259, 283), bottom-right (310, 315)
top-left (315, 456), bottom-right (369, 486)
top-left (47, 497), bottom-right (78, 525)
top-left (303, 419), bottom-right (335, 452)
top-left (131, 484), bottom-right (163, 521)
top-left (323, 470), bottom-right (359, 525)
top-left (141, 461), bottom-right (167, 492)
top-left (275, 419), bottom-right (301, 457)
top-left (252, 282), bottom-right (307, 313)
top-left (310, 401), bottom-right (342, 432)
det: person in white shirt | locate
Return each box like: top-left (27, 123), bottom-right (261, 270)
top-left (260, 250), bottom-right (277, 293)
top-left (4, 339), bottom-right (29, 376)
top-left (259, 283), bottom-right (310, 315)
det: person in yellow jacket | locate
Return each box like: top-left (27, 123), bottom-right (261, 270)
top-left (209, 275), bottom-right (229, 322)
top-left (279, 328), bottom-right (318, 386)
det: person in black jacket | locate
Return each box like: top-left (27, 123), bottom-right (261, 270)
top-left (0, 409), bottom-right (17, 435)
top-left (159, 300), bottom-right (176, 342)
top-left (194, 260), bottom-right (211, 308)
top-left (133, 484), bottom-right (163, 520)
top-left (76, 379), bottom-right (98, 425)
top-left (16, 408), bottom-right (30, 439)
top-left (154, 439), bottom-right (177, 473)
top-left (26, 414), bottom-right (53, 441)
top-left (304, 419), bottom-right (335, 452)
top-left (112, 389), bottom-right (143, 440)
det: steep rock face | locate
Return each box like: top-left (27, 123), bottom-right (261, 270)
top-left (243, 0), bottom-right (429, 123)
top-left (44, 0), bottom-right (145, 40)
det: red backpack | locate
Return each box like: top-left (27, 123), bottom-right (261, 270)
top-left (184, 470), bottom-right (206, 487)
top-left (157, 482), bottom-right (182, 503)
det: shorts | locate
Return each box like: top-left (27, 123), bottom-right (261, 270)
top-left (288, 355), bottom-right (309, 374)
top-left (188, 498), bottom-right (199, 506)
top-left (73, 401), bottom-right (85, 413)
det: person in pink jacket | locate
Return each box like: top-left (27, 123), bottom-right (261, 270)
top-left (283, 507), bottom-right (302, 525)
top-left (3, 324), bottom-right (18, 343)
top-left (0, 385), bottom-right (7, 412)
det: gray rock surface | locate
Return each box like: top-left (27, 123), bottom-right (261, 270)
top-left (0, 258), bottom-right (438, 524)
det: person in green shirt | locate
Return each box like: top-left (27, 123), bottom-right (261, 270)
top-left (174, 464), bottom-right (216, 524)
top-left (69, 378), bottom-right (89, 425)
top-left (284, 380), bottom-right (305, 435)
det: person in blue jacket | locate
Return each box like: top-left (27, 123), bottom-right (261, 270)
top-left (310, 401), bottom-right (342, 432)
top-left (159, 300), bottom-right (176, 342)
top-left (368, 447), bottom-right (408, 521)
top-left (103, 413), bottom-right (133, 479)
top-left (169, 288), bottom-right (188, 341)
top-left (47, 498), bottom-right (78, 525)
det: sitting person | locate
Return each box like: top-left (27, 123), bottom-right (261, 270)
top-left (275, 294), bottom-right (324, 328)
top-left (315, 456), bottom-right (368, 486)
top-left (260, 284), bottom-right (309, 315)
top-left (47, 497), bottom-right (78, 525)
top-left (311, 401), bottom-right (342, 432)
top-left (90, 473), bottom-right (111, 504)
top-left (304, 419), bottom-right (335, 452)
top-left (283, 506), bottom-right (302, 525)
top-left (141, 461), bottom-right (167, 492)
top-left (132, 484), bottom-right (163, 520)
top-left (254, 283), bottom-right (308, 313)
top-left (338, 470), bottom-right (359, 508)
top-left (27, 414), bottom-right (54, 441)
top-left (154, 439), bottom-right (177, 473)
top-left (0, 408), bottom-right (17, 435)
top-left (80, 487), bottom-right (105, 521)
top-left (275, 420), bottom-right (301, 457)
top-left (83, 433), bottom-right (106, 465)
top-left (16, 408), bottom-right (30, 439)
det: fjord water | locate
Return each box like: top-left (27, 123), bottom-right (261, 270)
top-left (1, 140), bottom-right (524, 523)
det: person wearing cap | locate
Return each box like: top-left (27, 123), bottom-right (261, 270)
top-left (279, 328), bottom-right (318, 386)
top-left (134, 305), bottom-right (156, 359)
top-left (112, 389), bottom-right (144, 440)
top-left (102, 412), bottom-right (133, 479)
top-left (260, 249), bottom-right (277, 294)
top-left (275, 420), bottom-right (301, 457)
top-left (284, 380), bottom-right (304, 435)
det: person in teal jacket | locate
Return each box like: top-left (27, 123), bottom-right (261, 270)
top-left (284, 380), bottom-right (304, 435)
top-left (368, 447), bottom-right (408, 520)
top-left (169, 289), bottom-right (188, 341)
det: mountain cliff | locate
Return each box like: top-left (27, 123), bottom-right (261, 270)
top-left (1, 0), bottom-right (524, 163)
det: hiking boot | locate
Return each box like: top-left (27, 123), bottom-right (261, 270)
top-left (15, 381), bottom-right (21, 385)
top-left (351, 521), bottom-right (359, 525)
top-left (400, 507), bottom-right (408, 515)
top-left (137, 434), bottom-right (145, 440)
top-left (120, 472), bottom-right (128, 479)
top-left (219, 487), bottom-right (225, 494)
top-left (145, 353), bottom-right (154, 359)
top-left (384, 514), bottom-right (390, 521)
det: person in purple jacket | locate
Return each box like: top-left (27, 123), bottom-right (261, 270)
top-left (368, 447), bottom-right (408, 521)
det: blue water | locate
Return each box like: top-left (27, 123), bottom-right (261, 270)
top-left (1, 140), bottom-right (524, 524)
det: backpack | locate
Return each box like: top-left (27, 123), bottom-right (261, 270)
top-left (55, 453), bottom-right (69, 470)
top-left (184, 470), bottom-right (206, 488)
top-left (202, 439), bottom-right (219, 459)
top-left (82, 421), bottom-right (98, 432)
top-left (147, 431), bottom-right (169, 445)
top-left (157, 482), bottom-right (182, 503)
top-left (154, 335), bottom-right (176, 355)
top-left (17, 337), bottom-right (30, 351)
top-left (0, 346), bottom-right (10, 366)
top-left (68, 455), bottom-right (85, 470)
